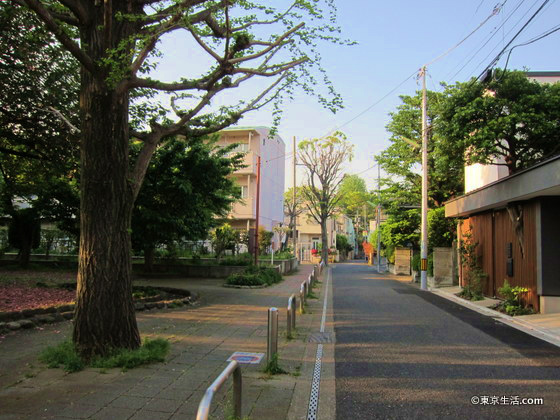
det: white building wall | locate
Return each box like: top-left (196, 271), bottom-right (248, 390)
top-left (464, 162), bottom-right (509, 193)
top-left (254, 128), bottom-right (285, 231)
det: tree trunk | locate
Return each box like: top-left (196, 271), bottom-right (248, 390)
top-left (72, 16), bottom-right (140, 359)
top-left (144, 246), bottom-right (155, 273)
top-left (321, 218), bottom-right (329, 266)
top-left (18, 239), bottom-right (31, 269)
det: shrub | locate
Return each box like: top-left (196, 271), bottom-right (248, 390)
top-left (497, 280), bottom-right (533, 316)
top-left (225, 265), bottom-right (282, 286)
top-left (225, 273), bottom-right (265, 286)
top-left (219, 254), bottom-right (253, 266)
top-left (412, 253), bottom-right (420, 271)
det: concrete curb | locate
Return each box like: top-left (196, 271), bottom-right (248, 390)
top-left (429, 287), bottom-right (560, 348)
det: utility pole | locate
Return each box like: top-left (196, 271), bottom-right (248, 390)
top-left (420, 66), bottom-right (429, 291)
top-left (377, 163), bottom-right (381, 273)
top-left (254, 155), bottom-right (261, 266)
top-left (292, 136), bottom-right (297, 259)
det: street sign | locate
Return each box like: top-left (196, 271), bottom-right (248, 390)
top-left (227, 352), bottom-right (264, 364)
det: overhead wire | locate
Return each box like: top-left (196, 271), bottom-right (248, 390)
top-left (497, 23), bottom-right (560, 78)
top-left (475, 0), bottom-right (551, 80)
top-left (445, 0), bottom-right (525, 82)
top-left (469, 0), bottom-right (541, 78)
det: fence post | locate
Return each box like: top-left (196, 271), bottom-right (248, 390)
top-left (267, 307), bottom-right (278, 364)
top-left (291, 296), bottom-right (296, 329)
top-left (299, 284), bottom-right (305, 313)
top-left (287, 296), bottom-right (293, 337)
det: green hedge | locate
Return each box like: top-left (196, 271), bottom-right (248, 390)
top-left (225, 265), bottom-right (282, 286)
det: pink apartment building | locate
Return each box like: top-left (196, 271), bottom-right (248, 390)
top-left (217, 127), bottom-right (285, 244)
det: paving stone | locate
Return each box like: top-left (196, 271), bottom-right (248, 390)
top-left (109, 395), bottom-right (150, 410)
top-left (143, 398), bottom-right (183, 413)
top-left (129, 410), bottom-right (173, 420)
top-left (77, 392), bottom-right (118, 406)
top-left (154, 386), bottom-right (194, 401)
top-left (91, 407), bottom-right (136, 420)
top-left (125, 385), bottom-right (162, 398)
top-left (59, 403), bottom-right (101, 419)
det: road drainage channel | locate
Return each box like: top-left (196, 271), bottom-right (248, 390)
top-left (306, 267), bottom-right (331, 420)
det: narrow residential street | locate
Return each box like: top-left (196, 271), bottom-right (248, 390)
top-left (332, 262), bottom-right (560, 420)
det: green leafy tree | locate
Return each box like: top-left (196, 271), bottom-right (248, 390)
top-left (337, 174), bottom-right (373, 225)
top-left (376, 90), bottom-right (464, 211)
top-left (258, 227), bottom-right (274, 255)
top-left (379, 209), bottom-right (420, 261)
top-left (335, 233), bottom-right (352, 257)
top-left (17, 0), bottom-right (351, 358)
top-left (131, 137), bottom-right (242, 271)
top-left (428, 207), bottom-right (456, 250)
top-left (299, 132), bottom-right (354, 265)
top-left (439, 69), bottom-right (560, 174)
top-left (0, 4), bottom-right (80, 267)
top-left (211, 224), bottom-right (237, 261)
top-left (284, 186), bottom-right (305, 251)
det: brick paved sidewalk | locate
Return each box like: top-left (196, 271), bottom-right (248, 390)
top-left (0, 264), bottom-right (321, 420)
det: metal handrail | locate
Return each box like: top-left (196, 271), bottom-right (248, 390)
top-left (196, 361), bottom-right (242, 420)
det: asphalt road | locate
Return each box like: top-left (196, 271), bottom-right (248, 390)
top-left (333, 262), bottom-right (560, 420)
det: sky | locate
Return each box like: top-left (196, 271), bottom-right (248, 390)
top-left (154, 0), bottom-right (560, 190)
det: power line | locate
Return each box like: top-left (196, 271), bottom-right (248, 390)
top-left (318, 1), bottom-right (504, 140)
top-left (476, 0), bottom-right (551, 80)
top-left (468, 0), bottom-right (541, 79)
top-left (422, 1), bottom-right (506, 68)
top-left (445, 0), bottom-right (525, 82)
top-left (499, 23), bottom-right (560, 73)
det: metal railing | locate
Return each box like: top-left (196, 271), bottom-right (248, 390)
top-left (287, 294), bottom-right (296, 336)
top-left (196, 361), bottom-right (242, 420)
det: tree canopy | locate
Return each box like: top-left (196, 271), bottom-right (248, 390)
top-left (14, 0), bottom-right (352, 357)
top-left (131, 136), bottom-right (243, 270)
top-left (337, 174), bottom-right (373, 222)
top-left (438, 69), bottom-right (560, 174)
top-left (299, 132), bottom-right (353, 264)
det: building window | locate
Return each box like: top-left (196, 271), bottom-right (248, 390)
top-left (241, 185), bottom-right (248, 199)
top-left (232, 143), bottom-right (249, 153)
top-left (312, 237), bottom-right (319, 249)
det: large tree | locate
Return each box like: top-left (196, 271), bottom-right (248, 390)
top-left (337, 174), bottom-right (372, 229)
top-left (0, 4), bottom-right (80, 266)
top-left (131, 136), bottom-right (242, 271)
top-left (299, 132), bottom-right (353, 265)
top-left (14, 0), bottom-right (348, 358)
top-left (439, 69), bottom-right (560, 174)
top-left (376, 90), bottom-right (464, 211)
top-left (283, 186), bottom-right (304, 251)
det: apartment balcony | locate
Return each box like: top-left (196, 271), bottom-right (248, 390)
top-left (235, 151), bottom-right (257, 175)
top-left (231, 198), bottom-right (255, 219)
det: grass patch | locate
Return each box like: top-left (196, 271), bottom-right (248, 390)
top-left (307, 291), bottom-right (318, 299)
top-left (39, 338), bottom-right (170, 373)
top-left (291, 365), bottom-right (301, 377)
top-left (262, 353), bottom-right (287, 375)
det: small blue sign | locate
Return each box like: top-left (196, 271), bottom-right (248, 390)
top-left (227, 352), bottom-right (265, 364)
